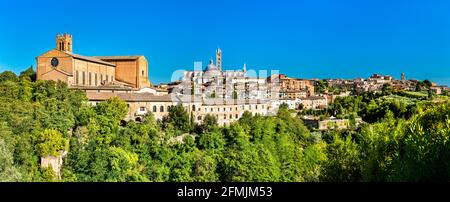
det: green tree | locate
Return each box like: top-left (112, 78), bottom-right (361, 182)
top-left (0, 133), bottom-right (22, 181)
top-left (94, 97), bottom-right (128, 124)
top-left (232, 91), bottom-right (238, 99)
top-left (322, 132), bottom-right (361, 182)
top-left (390, 102), bottom-right (450, 181)
top-left (35, 129), bottom-right (69, 157)
top-left (19, 66), bottom-right (36, 81)
top-left (0, 71), bottom-right (19, 82)
top-left (164, 104), bottom-right (192, 133)
top-left (199, 114), bottom-right (218, 133)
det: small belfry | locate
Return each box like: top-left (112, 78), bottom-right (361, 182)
top-left (56, 33), bottom-right (72, 53)
top-left (401, 72), bottom-right (405, 81)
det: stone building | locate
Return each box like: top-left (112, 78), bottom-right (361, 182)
top-left (177, 49), bottom-right (268, 100)
top-left (86, 92), bottom-right (269, 126)
top-left (299, 96), bottom-right (328, 110)
top-left (268, 74), bottom-right (315, 99)
top-left (40, 150), bottom-right (67, 180)
top-left (36, 33), bottom-right (151, 89)
top-left (302, 116), bottom-right (363, 130)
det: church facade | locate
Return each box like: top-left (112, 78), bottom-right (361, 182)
top-left (36, 33), bottom-right (151, 89)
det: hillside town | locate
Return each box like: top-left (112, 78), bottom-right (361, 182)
top-left (37, 34), bottom-right (450, 130)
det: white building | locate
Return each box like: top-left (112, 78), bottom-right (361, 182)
top-left (176, 49), bottom-right (269, 100)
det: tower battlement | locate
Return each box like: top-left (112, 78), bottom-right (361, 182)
top-left (56, 33), bottom-right (73, 53)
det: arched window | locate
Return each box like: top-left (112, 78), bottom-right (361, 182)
top-left (76, 71), bottom-right (79, 84)
top-left (142, 70), bottom-right (145, 76)
top-left (89, 72), bottom-right (92, 86)
top-left (160, 106), bottom-right (164, 112)
top-left (82, 71), bottom-right (85, 85)
top-left (153, 106), bottom-right (157, 112)
top-left (192, 105), bottom-right (196, 111)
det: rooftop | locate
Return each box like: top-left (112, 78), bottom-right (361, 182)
top-left (93, 56), bottom-right (144, 60)
top-left (64, 51), bottom-right (116, 67)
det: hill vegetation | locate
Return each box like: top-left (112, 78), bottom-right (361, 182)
top-left (0, 69), bottom-right (449, 182)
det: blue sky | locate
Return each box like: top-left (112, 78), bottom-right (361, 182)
top-left (0, 0), bottom-right (449, 85)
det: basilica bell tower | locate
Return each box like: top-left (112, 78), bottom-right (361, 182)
top-left (56, 33), bottom-right (72, 53)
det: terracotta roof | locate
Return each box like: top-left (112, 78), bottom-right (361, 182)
top-left (86, 92), bottom-right (268, 105)
top-left (64, 52), bottom-right (116, 67)
top-left (93, 56), bottom-right (143, 60)
top-left (86, 92), bottom-right (202, 103)
top-left (72, 85), bottom-right (133, 91)
top-left (87, 92), bottom-right (170, 102)
top-left (302, 96), bottom-right (327, 100)
top-left (202, 98), bottom-right (268, 105)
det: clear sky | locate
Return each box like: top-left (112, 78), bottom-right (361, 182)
top-left (0, 0), bottom-right (449, 85)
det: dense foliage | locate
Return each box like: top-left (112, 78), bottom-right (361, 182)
top-left (0, 70), bottom-right (449, 182)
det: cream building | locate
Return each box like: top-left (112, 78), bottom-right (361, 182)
top-left (300, 96), bottom-right (328, 110)
top-left (86, 92), bottom-right (268, 126)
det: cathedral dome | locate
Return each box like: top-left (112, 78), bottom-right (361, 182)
top-left (204, 59), bottom-right (221, 77)
top-left (206, 59), bottom-right (218, 71)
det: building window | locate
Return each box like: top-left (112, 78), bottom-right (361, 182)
top-left (82, 72), bottom-right (85, 85)
top-left (230, 114), bottom-right (232, 119)
top-left (139, 107), bottom-right (146, 111)
top-left (223, 108), bottom-right (226, 112)
top-left (224, 115), bottom-right (226, 120)
top-left (95, 73), bottom-right (97, 86)
top-left (106, 75), bottom-right (109, 83)
top-left (89, 72), bottom-right (92, 86)
top-left (236, 114), bottom-right (238, 119)
top-left (153, 106), bottom-right (157, 112)
top-left (197, 116), bottom-right (202, 121)
top-left (142, 70), bottom-right (145, 76)
top-left (76, 71), bottom-right (79, 84)
top-left (160, 106), bottom-right (164, 112)
top-left (205, 108), bottom-right (208, 112)
top-left (192, 105), bottom-right (196, 112)
top-left (100, 74), bottom-right (103, 84)
top-left (256, 105), bottom-right (258, 110)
